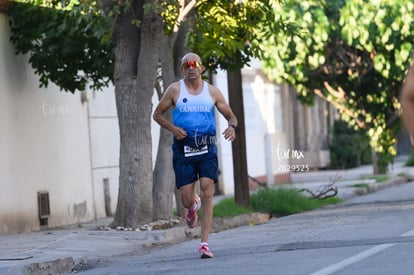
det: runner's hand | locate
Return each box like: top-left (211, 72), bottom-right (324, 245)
top-left (223, 126), bottom-right (236, 142)
top-left (173, 126), bottom-right (187, 140)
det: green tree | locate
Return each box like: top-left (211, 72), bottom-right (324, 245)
top-left (107, 0), bottom-right (163, 228)
top-left (261, 0), bottom-right (414, 173)
top-left (8, 2), bottom-right (114, 93)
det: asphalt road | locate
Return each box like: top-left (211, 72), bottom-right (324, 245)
top-left (76, 181), bottom-right (414, 275)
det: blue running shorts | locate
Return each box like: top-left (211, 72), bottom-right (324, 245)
top-left (172, 142), bottom-right (218, 189)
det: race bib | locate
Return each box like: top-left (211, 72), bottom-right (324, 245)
top-left (184, 145), bottom-right (208, 157)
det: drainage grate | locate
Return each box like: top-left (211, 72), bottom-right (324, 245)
top-left (37, 191), bottom-right (50, 218)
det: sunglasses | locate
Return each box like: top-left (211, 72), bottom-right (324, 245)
top-left (182, 61), bottom-right (201, 69)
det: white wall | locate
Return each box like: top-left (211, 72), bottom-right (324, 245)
top-left (213, 71), bottom-right (235, 195)
top-left (243, 72), bottom-right (267, 179)
top-left (86, 88), bottom-right (162, 219)
top-left (0, 14), bottom-right (95, 234)
top-left (213, 62), bottom-right (291, 193)
top-left (242, 67), bottom-right (290, 184)
top-left (87, 87), bottom-right (120, 219)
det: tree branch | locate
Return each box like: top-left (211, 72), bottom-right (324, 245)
top-left (248, 175), bottom-right (267, 188)
top-left (314, 87), bottom-right (366, 129)
top-left (300, 174), bottom-right (340, 199)
top-left (154, 78), bottom-right (162, 99)
top-left (173, 0), bottom-right (195, 33)
top-left (323, 81), bottom-right (345, 100)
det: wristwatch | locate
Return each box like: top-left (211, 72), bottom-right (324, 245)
top-left (229, 124), bottom-right (236, 129)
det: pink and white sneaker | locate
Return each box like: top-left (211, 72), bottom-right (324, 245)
top-left (199, 243), bottom-right (214, 258)
top-left (185, 196), bottom-right (200, 228)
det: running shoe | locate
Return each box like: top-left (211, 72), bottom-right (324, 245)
top-left (185, 196), bottom-right (200, 228)
top-left (199, 243), bottom-right (214, 258)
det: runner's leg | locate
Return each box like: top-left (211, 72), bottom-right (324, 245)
top-left (180, 182), bottom-right (197, 209)
top-left (199, 177), bottom-right (214, 243)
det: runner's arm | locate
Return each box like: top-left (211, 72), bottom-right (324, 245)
top-left (153, 83), bottom-right (187, 140)
top-left (211, 85), bottom-right (238, 141)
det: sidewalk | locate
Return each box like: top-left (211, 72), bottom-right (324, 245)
top-left (1, 157), bottom-right (413, 275)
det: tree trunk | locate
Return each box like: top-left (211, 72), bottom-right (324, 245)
top-left (152, 35), bottom-right (176, 221)
top-left (152, 110), bottom-right (175, 220)
top-left (111, 4), bottom-right (162, 228)
top-left (172, 15), bottom-right (193, 218)
top-left (153, 15), bottom-right (192, 219)
top-left (227, 68), bottom-right (250, 208)
top-left (371, 148), bottom-right (388, 175)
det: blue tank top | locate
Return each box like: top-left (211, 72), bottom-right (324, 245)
top-left (172, 80), bottom-right (216, 146)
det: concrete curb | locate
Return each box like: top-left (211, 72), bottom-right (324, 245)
top-left (212, 213), bottom-right (271, 232)
top-left (153, 212), bottom-right (271, 246)
top-left (22, 257), bottom-right (75, 275)
top-left (354, 176), bottom-right (410, 196)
